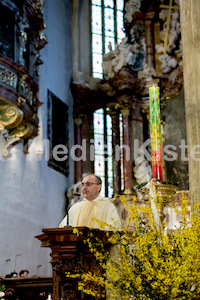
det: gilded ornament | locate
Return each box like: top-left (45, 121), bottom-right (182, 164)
top-left (19, 78), bottom-right (33, 102)
top-left (21, 74), bottom-right (27, 80)
top-left (10, 122), bottom-right (33, 139)
top-left (0, 104), bottom-right (23, 128)
top-left (0, 65), bottom-right (17, 89)
top-left (139, 183), bottom-right (177, 204)
top-left (5, 107), bottom-right (16, 118)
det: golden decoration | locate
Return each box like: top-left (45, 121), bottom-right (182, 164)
top-left (140, 183), bottom-right (177, 204)
top-left (0, 104), bottom-right (23, 128)
top-left (5, 107), bottom-right (16, 118)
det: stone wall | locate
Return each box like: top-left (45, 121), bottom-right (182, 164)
top-left (163, 89), bottom-right (188, 190)
top-left (0, 0), bottom-right (74, 277)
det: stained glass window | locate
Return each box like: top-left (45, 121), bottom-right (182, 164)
top-left (91, 0), bottom-right (125, 79)
top-left (93, 108), bottom-right (113, 197)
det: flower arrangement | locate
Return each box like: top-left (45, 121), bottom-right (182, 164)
top-left (66, 193), bottom-right (200, 300)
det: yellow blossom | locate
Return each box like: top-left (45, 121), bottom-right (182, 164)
top-left (67, 194), bottom-right (200, 300)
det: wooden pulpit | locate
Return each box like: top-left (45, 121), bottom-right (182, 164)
top-left (36, 227), bottom-right (111, 300)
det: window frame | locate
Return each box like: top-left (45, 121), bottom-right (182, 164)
top-left (90, 0), bottom-right (125, 79)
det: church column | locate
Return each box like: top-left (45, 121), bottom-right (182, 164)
top-left (82, 113), bottom-right (93, 176)
top-left (74, 117), bottom-right (83, 182)
top-left (72, 0), bottom-right (79, 81)
top-left (144, 12), bottom-right (156, 68)
top-left (121, 106), bottom-right (132, 195)
top-left (108, 105), bottom-right (121, 197)
top-left (179, 0), bottom-right (200, 205)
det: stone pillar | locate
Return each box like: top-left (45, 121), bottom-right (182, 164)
top-left (144, 12), bottom-right (156, 68)
top-left (72, 0), bottom-right (79, 81)
top-left (109, 110), bottom-right (120, 197)
top-left (179, 0), bottom-right (200, 204)
top-left (74, 118), bottom-right (83, 182)
top-left (82, 114), bottom-right (93, 175)
top-left (121, 107), bottom-right (132, 194)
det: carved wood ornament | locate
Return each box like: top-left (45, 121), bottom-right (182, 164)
top-left (36, 227), bottom-right (112, 300)
top-left (0, 0), bottom-right (47, 156)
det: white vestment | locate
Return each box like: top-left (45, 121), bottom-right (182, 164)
top-left (60, 194), bottom-right (122, 230)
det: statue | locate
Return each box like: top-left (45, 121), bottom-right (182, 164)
top-left (138, 63), bottom-right (157, 81)
top-left (112, 37), bottom-right (136, 73)
top-left (124, 0), bottom-right (142, 24)
top-left (157, 9), bottom-right (181, 55)
top-left (155, 7), bottom-right (181, 75)
top-left (102, 37), bottom-right (138, 78)
top-left (158, 54), bottom-right (178, 73)
top-left (133, 148), bottom-right (152, 200)
top-left (16, 14), bottom-right (29, 65)
top-left (102, 44), bottom-right (117, 78)
top-left (167, 12), bottom-right (181, 54)
top-left (133, 148), bottom-right (152, 185)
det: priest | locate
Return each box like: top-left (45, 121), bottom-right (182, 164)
top-left (60, 174), bottom-right (122, 230)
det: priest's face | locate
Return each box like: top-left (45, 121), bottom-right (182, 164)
top-left (81, 175), bottom-right (101, 201)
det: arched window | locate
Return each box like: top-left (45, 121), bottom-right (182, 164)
top-left (91, 0), bottom-right (125, 79)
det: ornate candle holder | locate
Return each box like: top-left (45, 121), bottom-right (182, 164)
top-left (138, 182), bottom-right (178, 229)
top-left (139, 183), bottom-right (178, 202)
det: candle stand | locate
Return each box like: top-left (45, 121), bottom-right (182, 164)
top-left (139, 182), bottom-right (178, 229)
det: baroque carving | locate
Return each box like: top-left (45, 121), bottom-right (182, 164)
top-left (154, 0), bottom-right (182, 88)
top-left (160, 64), bottom-right (183, 99)
top-left (102, 25), bottom-right (145, 80)
top-left (124, 0), bottom-right (143, 25)
top-left (2, 122), bottom-right (34, 157)
top-left (103, 37), bottom-right (142, 79)
top-left (19, 76), bottom-right (34, 103)
top-left (97, 66), bottom-right (146, 98)
top-left (0, 103), bottom-right (23, 129)
top-left (0, 65), bottom-right (17, 89)
top-left (54, 259), bottom-right (80, 299)
top-left (0, 0), bottom-right (47, 156)
top-left (99, 0), bottom-right (183, 102)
